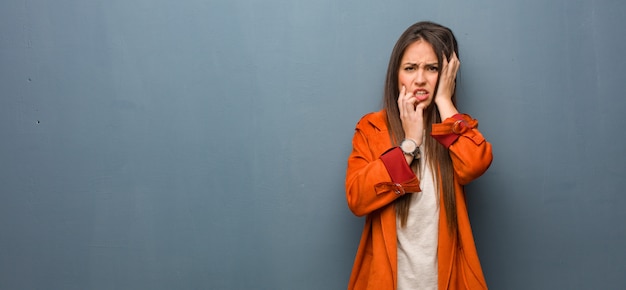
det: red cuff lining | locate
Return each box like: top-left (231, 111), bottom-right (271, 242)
top-left (379, 147), bottom-right (415, 183)
top-left (431, 114), bottom-right (467, 148)
top-left (432, 134), bottom-right (458, 148)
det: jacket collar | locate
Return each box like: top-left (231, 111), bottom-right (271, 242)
top-left (366, 110), bottom-right (388, 132)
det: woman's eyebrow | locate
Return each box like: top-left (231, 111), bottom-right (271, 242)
top-left (402, 62), bottom-right (438, 66)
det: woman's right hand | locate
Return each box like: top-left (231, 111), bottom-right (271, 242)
top-left (398, 85), bottom-right (424, 146)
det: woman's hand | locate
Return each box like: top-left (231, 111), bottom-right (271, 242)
top-left (435, 53), bottom-right (460, 120)
top-left (398, 85), bottom-right (424, 148)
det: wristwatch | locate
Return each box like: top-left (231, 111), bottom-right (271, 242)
top-left (400, 138), bottom-right (420, 159)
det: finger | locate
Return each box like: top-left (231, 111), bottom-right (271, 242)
top-left (448, 52), bottom-right (460, 71)
top-left (404, 96), bottom-right (417, 114)
top-left (440, 54), bottom-right (452, 79)
top-left (398, 86), bottom-right (406, 105)
top-left (400, 87), bottom-right (418, 112)
top-left (451, 52), bottom-right (459, 62)
top-left (415, 101), bottom-right (427, 113)
top-left (399, 86), bottom-right (413, 117)
top-left (441, 52), bottom-right (458, 77)
top-left (398, 86), bottom-right (406, 111)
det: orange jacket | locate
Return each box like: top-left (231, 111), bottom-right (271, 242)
top-left (345, 110), bottom-right (493, 290)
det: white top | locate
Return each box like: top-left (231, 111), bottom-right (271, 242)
top-left (396, 144), bottom-right (439, 290)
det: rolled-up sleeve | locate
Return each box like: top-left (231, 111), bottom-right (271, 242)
top-left (431, 114), bottom-right (492, 185)
top-left (346, 117), bottom-right (421, 216)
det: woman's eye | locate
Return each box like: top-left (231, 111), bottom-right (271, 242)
top-left (404, 66), bottom-right (416, 71)
top-left (427, 66), bottom-right (438, 72)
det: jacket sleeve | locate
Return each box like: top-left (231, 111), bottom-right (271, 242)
top-left (345, 121), bottom-right (421, 217)
top-left (431, 114), bottom-right (493, 185)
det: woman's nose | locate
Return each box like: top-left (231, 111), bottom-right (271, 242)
top-left (414, 70), bottom-right (426, 85)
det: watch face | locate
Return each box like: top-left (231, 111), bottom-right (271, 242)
top-left (401, 140), bottom-right (416, 153)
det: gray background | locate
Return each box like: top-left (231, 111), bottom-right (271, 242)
top-left (1, 0), bottom-right (625, 289)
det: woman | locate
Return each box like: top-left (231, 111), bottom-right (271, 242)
top-left (345, 21), bottom-right (493, 290)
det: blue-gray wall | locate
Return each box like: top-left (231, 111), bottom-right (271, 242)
top-left (2, 1), bottom-right (625, 289)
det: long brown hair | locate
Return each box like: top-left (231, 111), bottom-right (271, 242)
top-left (383, 21), bottom-right (459, 236)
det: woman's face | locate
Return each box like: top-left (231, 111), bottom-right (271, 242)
top-left (397, 39), bottom-right (439, 108)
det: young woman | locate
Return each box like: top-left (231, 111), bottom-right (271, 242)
top-left (345, 21), bottom-right (493, 290)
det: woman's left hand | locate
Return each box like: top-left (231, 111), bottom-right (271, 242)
top-left (435, 52), bottom-right (460, 104)
top-left (435, 52), bottom-right (460, 120)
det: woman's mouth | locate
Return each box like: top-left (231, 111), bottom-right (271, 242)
top-left (414, 89), bottom-right (429, 101)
